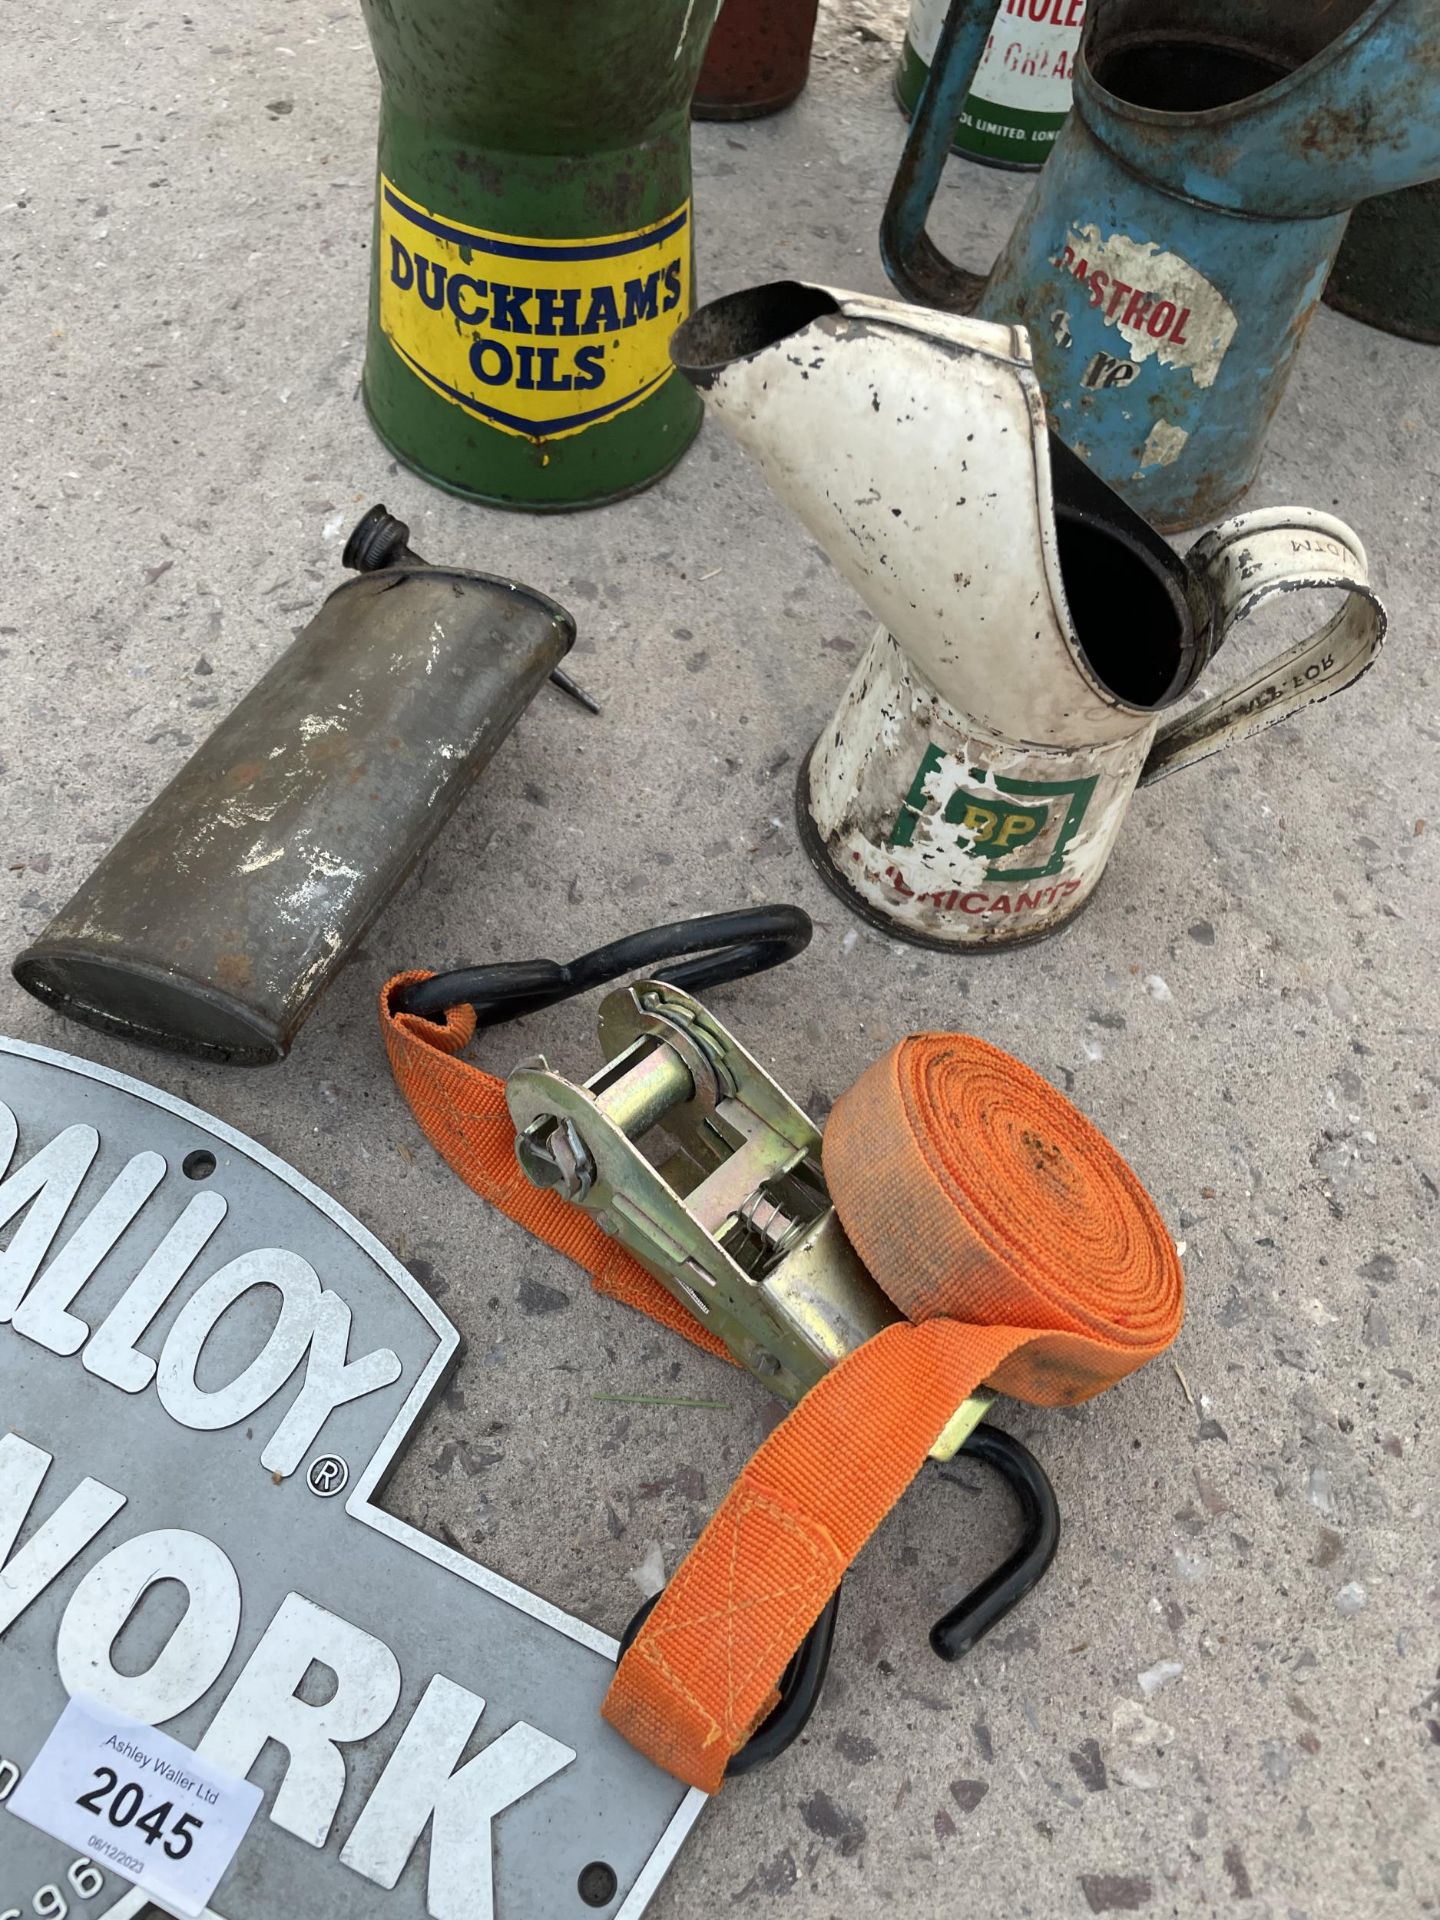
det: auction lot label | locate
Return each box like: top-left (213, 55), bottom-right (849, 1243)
top-left (0, 1039), bottom-right (701, 1920)
top-left (9, 1694), bottom-right (261, 1918)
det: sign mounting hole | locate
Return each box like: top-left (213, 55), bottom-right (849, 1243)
top-left (578, 1861), bottom-right (618, 1907)
top-left (183, 1149), bottom-right (217, 1180)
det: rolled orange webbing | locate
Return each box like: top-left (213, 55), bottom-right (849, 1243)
top-left (378, 981), bottom-right (1182, 1793)
top-left (601, 1034), bottom-right (1182, 1790)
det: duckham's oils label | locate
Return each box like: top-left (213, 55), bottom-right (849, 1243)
top-left (377, 177), bottom-right (691, 441)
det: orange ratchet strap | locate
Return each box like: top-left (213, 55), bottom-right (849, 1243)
top-left (381, 978), bottom-right (1183, 1794)
top-left (381, 972), bottom-right (732, 1365)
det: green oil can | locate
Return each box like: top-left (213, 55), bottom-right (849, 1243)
top-left (358, 0), bottom-right (721, 510)
top-left (1324, 179), bottom-right (1440, 344)
top-left (895, 0), bottom-right (1085, 171)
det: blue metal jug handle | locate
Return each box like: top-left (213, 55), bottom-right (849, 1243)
top-left (1141, 509), bottom-right (1387, 785)
top-left (881, 0), bottom-right (1004, 310)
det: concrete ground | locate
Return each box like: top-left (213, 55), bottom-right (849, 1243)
top-left (3, 1), bottom-right (1437, 1915)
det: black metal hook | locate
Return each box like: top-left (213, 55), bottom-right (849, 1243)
top-left (618, 1584), bottom-right (840, 1778)
top-left (930, 1422), bottom-right (1061, 1661)
top-left (389, 904), bottom-right (813, 1026)
top-left (615, 1422), bottom-right (1059, 1774)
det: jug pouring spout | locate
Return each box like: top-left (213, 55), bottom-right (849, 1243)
top-left (670, 281), bottom-right (1209, 748)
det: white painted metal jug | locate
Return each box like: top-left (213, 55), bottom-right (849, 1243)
top-left (670, 282), bottom-right (1386, 948)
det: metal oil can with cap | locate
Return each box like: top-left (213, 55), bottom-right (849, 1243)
top-left (13, 511), bottom-right (579, 1062)
top-left (357, 0), bottom-right (722, 511)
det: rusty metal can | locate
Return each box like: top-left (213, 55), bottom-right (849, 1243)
top-left (14, 525), bottom-right (574, 1064)
top-left (693, 0), bottom-right (821, 120)
top-left (894, 0), bottom-right (1084, 171)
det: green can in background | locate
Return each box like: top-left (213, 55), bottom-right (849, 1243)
top-left (1324, 179), bottom-right (1440, 345)
top-left (358, 0), bottom-right (722, 510)
top-left (894, 0), bottom-right (1084, 172)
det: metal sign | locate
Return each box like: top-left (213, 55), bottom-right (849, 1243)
top-left (0, 1038), bottom-right (702, 1919)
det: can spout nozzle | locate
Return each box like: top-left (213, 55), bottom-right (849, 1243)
top-left (343, 504), bottom-right (417, 574)
top-left (342, 505), bottom-right (601, 716)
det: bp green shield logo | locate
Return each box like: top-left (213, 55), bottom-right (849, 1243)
top-left (889, 747), bottom-right (1096, 882)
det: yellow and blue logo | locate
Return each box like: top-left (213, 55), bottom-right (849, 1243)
top-left (377, 177), bottom-right (691, 442)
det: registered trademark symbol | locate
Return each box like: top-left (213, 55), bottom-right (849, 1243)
top-left (307, 1454), bottom-right (349, 1497)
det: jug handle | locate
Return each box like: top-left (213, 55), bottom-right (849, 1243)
top-left (1138, 510), bottom-right (1386, 787)
top-left (881, 0), bottom-right (1005, 310)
